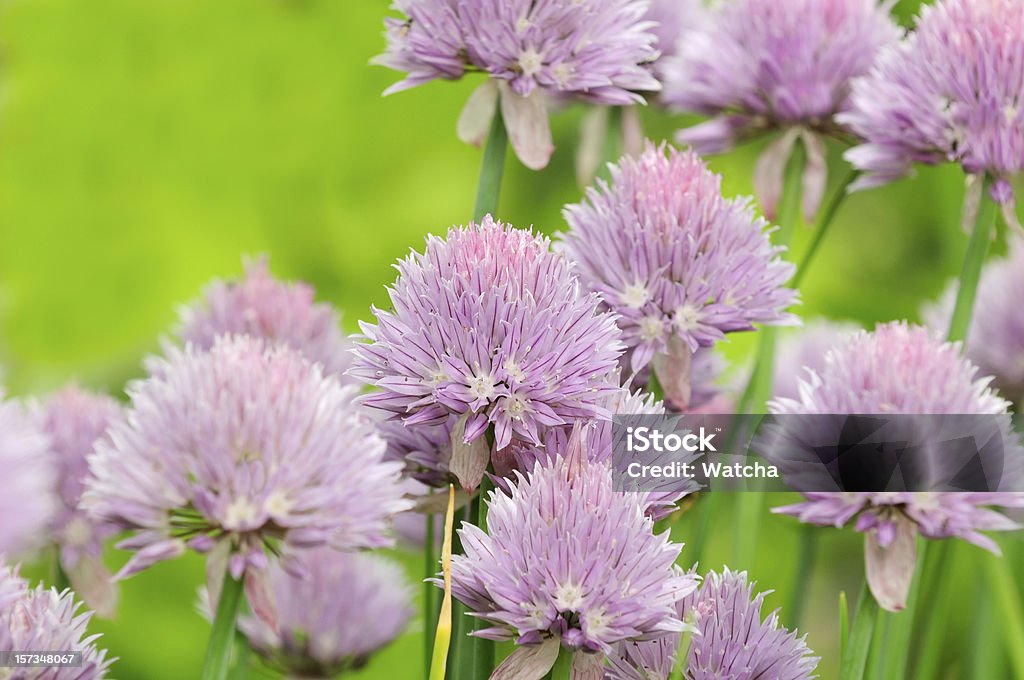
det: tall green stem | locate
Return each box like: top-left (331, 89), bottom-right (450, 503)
top-left (786, 525), bottom-right (818, 628)
top-left (473, 113), bottom-right (508, 222)
top-left (548, 648), bottom-right (573, 680)
top-left (732, 143), bottom-right (805, 567)
top-left (470, 479), bottom-right (495, 677)
top-left (946, 174), bottom-right (997, 343)
top-left (840, 583), bottom-right (878, 680)
top-left (792, 169), bottom-right (860, 288)
top-left (202, 570), bottom-right (245, 680)
top-left (425, 513), bottom-right (437, 679)
top-left (984, 550), bottom-right (1024, 678)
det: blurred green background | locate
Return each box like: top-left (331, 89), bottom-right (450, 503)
top-left (1, 0), bottom-right (1021, 678)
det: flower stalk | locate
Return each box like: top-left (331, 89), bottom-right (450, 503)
top-left (839, 583), bottom-right (877, 680)
top-left (473, 113), bottom-right (508, 222)
top-left (201, 568), bottom-right (245, 680)
top-left (946, 174), bottom-right (997, 343)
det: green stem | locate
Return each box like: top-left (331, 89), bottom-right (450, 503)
top-left (549, 648), bottom-right (573, 680)
top-left (946, 174), bottom-right (997, 344)
top-left (228, 632), bottom-right (250, 680)
top-left (840, 583), bottom-right (878, 680)
top-left (732, 142), bottom-right (806, 567)
top-left (877, 540), bottom-right (926, 680)
top-left (786, 525), bottom-right (818, 628)
top-left (792, 169), bottom-right (860, 288)
top-left (839, 591), bottom-right (849, 661)
top-left (470, 479), bottom-right (495, 677)
top-left (473, 113), bottom-right (508, 222)
top-left (911, 541), bottom-right (952, 680)
top-left (425, 512), bottom-right (437, 679)
top-left (984, 549), bottom-right (1024, 678)
top-left (202, 570), bottom-right (245, 680)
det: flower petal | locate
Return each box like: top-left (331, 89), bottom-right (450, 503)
top-left (489, 638), bottom-right (560, 680)
top-left (449, 412), bottom-right (492, 491)
top-left (571, 651), bottom-right (604, 680)
top-left (457, 80), bottom-right (500, 147)
top-left (499, 82), bottom-right (554, 171)
top-left (754, 127), bottom-right (800, 221)
top-left (864, 514), bottom-right (917, 612)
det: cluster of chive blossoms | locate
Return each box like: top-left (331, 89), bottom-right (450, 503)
top-left (770, 321), bottom-right (1024, 610)
top-left (353, 216), bottom-right (623, 489)
top-left (925, 238), bottom-right (1024, 405)
top-left (1, 565), bottom-right (113, 680)
top-left (772, 319), bottom-right (860, 401)
top-left (239, 547), bottom-right (413, 678)
top-left (0, 389), bottom-right (57, 558)
top-left (82, 336), bottom-right (410, 583)
top-left (608, 569), bottom-right (818, 680)
top-left (841, 0), bottom-right (1024, 221)
top-left (373, 0), bottom-right (660, 169)
top-left (560, 144), bottom-right (796, 408)
top-left (43, 386), bottom-right (123, 616)
top-left (176, 256), bottom-right (354, 379)
top-left (662, 0), bottom-right (900, 219)
top-left (448, 442), bottom-right (697, 677)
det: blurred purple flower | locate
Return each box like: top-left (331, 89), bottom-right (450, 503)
top-left (770, 321), bottom-right (1024, 611)
top-left (373, 0), bottom-right (660, 169)
top-left (0, 567), bottom-right (114, 680)
top-left (238, 547), bottom-right (413, 677)
top-left (82, 337), bottom-right (410, 586)
top-left (645, 0), bottom-right (705, 64)
top-left (841, 0), bottom-right (1024, 229)
top-left (352, 216), bottom-right (623, 490)
top-left (772, 320), bottom-right (860, 401)
top-left (43, 386), bottom-right (123, 617)
top-left (177, 256), bottom-right (355, 379)
top-left (447, 429), bottom-right (697, 679)
top-left (662, 0), bottom-right (900, 219)
top-left (923, 237), bottom-right (1024, 405)
top-left (0, 390), bottom-right (57, 558)
top-left (560, 144), bottom-right (796, 409)
top-left (608, 569), bottom-right (818, 680)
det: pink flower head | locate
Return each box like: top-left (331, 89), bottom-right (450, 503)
top-left (0, 390), bottom-right (57, 558)
top-left (560, 144), bottom-right (796, 408)
top-left (0, 566), bottom-right (114, 680)
top-left (770, 321), bottom-right (1024, 611)
top-left (239, 548), bottom-right (414, 676)
top-left (841, 0), bottom-right (1024, 228)
top-left (353, 216), bottom-right (623, 490)
top-left (448, 448), bottom-right (698, 678)
top-left (373, 0), bottom-right (661, 169)
top-left (43, 386), bottom-right (123, 616)
top-left (82, 337), bottom-right (410, 583)
top-left (177, 256), bottom-right (354, 379)
top-left (662, 0), bottom-right (900, 219)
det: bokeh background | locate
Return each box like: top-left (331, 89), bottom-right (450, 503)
top-left (1, 0), bottom-right (1021, 678)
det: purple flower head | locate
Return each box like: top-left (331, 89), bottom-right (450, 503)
top-left (0, 569), bottom-right (114, 680)
top-left (0, 390), bottom-right (58, 558)
top-left (662, 0), bottom-right (900, 219)
top-left (447, 438), bottom-right (698, 678)
top-left (353, 216), bottom-right (624, 490)
top-left (373, 0), bottom-right (661, 169)
top-left (841, 0), bottom-right (1024, 223)
top-left (177, 256), bottom-right (354, 380)
top-left (923, 238), bottom-right (1024, 405)
top-left (82, 336), bottom-right (410, 583)
top-left (43, 386), bottom-right (123, 617)
top-left (772, 320), bottom-right (860, 401)
top-left (770, 321), bottom-right (1024, 610)
top-left (498, 386), bottom-right (699, 520)
top-left (645, 0), bottom-right (705, 64)
top-left (608, 569), bottom-right (818, 680)
top-left (560, 144), bottom-right (797, 409)
top-left (238, 548), bottom-right (414, 677)
top-left (380, 416), bottom-right (456, 489)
